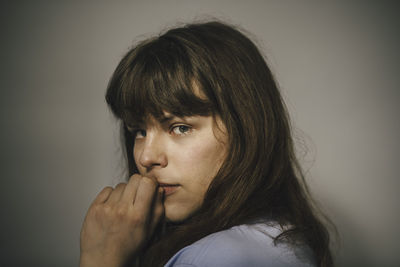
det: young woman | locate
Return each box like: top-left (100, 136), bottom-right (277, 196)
top-left (80, 21), bottom-right (334, 267)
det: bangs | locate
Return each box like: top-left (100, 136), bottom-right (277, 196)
top-left (106, 36), bottom-right (214, 126)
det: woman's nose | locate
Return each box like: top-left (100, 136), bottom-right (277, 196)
top-left (137, 134), bottom-right (168, 169)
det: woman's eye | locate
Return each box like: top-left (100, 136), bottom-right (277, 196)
top-left (172, 125), bottom-right (191, 135)
top-left (134, 129), bottom-right (146, 139)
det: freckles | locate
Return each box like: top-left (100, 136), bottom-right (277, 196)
top-left (179, 140), bottom-right (224, 183)
top-left (179, 140), bottom-right (216, 163)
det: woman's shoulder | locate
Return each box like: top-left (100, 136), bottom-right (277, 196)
top-left (164, 223), bottom-right (317, 267)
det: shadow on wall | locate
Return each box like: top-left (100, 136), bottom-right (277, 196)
top-left (329, 204), bottom-right (374, 267)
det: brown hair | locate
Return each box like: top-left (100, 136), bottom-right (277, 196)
top-left (106, 21), bottom-right (334, 266)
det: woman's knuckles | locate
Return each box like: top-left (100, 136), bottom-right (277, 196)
top-left (114, 205), bottom-right (130, 218)
top-left (89, 203), bottom-right (149, 227)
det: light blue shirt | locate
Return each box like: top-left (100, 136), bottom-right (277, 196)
top-left (164, 223), bottom-right (316, 267)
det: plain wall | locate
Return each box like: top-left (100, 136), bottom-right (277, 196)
top-left (1, 1), bottom-right (399, 266)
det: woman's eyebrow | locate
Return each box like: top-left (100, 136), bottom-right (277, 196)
top-left (159, 115), bottom-right (175, 124)
top-left (125, 124), bottom-right (137, 131)
top-left (125, 122), bottom-right (142, 130)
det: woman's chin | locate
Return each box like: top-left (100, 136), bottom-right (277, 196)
top-left (164, 203), bottom-right (199, 224)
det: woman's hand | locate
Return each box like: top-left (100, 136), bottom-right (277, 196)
top-left (79, 174), bottom-right (164, 267)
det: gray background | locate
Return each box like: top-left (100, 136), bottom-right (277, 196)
top-left (1, 1), bottom-right (399, 266)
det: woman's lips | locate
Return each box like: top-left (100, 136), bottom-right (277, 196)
top-left (159, 184), bottom-right (180, 196)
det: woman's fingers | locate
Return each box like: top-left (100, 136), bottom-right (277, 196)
top-left (131, 177), bottom-right (158, 215)
top-left (102, 175), bottom-right (159, 208)
top-left (121, 174), bottom-right (142, 204)
top-left (94, 176), bottom-right (162, 234)
top-left (80, 174), bottom-right (164, 267)
top-left (150, 187), bottom-right (165, 233)
top-left (93, 186), bottom-right (113, 204)
top-left (106, 182), bottom-right (126, 203)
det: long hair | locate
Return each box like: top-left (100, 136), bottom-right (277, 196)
top-left (106, 21), bottom-right (334, 267)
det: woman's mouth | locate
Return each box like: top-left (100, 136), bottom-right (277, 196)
top-left (159, 183), bottom-right (180, 196)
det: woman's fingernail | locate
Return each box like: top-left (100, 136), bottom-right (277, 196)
top-left (158, 187), bottom-right (164, 194)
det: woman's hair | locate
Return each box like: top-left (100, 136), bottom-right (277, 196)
top-left (106, 21), bottom-right (334, 266)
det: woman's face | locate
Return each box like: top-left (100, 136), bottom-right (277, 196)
top-left (130, 112), bottom-right (228, 222)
